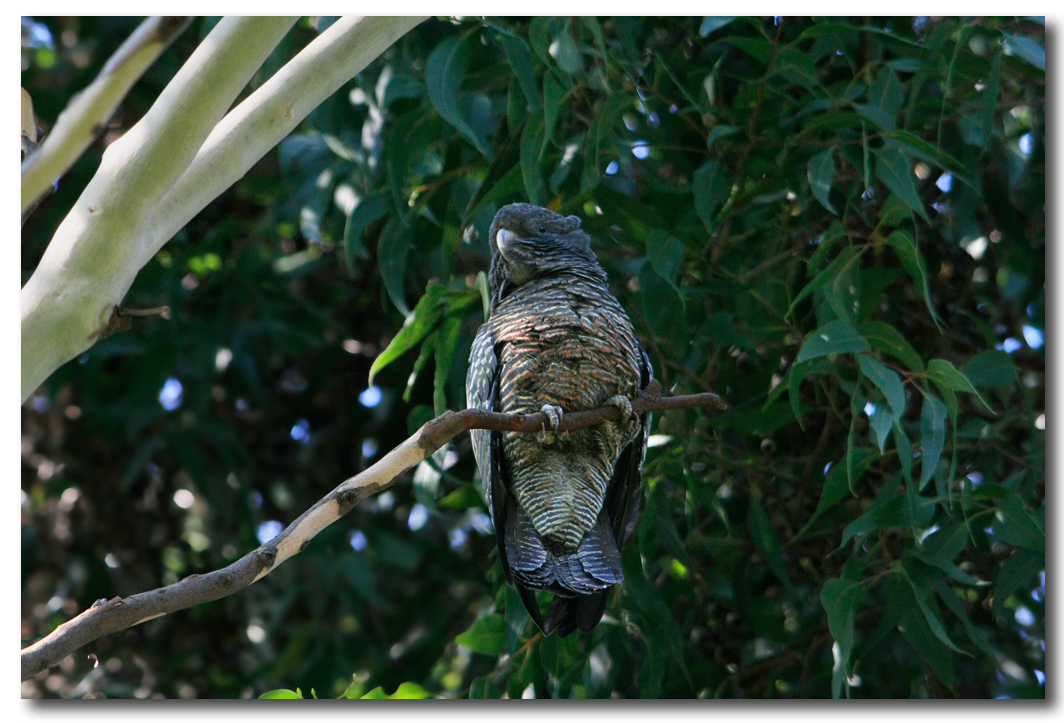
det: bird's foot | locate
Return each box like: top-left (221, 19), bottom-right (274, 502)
top-left (539, 404), bottom-right (564, 443)
top-left (605, 395), bottom-right (639, 436)
top-left (605, 394), bottom-right (636, 421)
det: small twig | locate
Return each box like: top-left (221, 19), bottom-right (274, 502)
top-left (20, 384), bottom-right (725, 681)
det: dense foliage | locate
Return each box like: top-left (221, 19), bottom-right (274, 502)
top-left (22, 16), bottom-right (1045, 699)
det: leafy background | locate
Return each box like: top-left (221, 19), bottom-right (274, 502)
top-left (21, 15), bottom-right (1045, 699)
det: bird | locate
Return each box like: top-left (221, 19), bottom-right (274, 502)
top-left (466, 202), bottom-right (653, 637)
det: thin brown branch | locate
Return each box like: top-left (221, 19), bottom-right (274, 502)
top-left (20, 382), bottom-right (724, 681)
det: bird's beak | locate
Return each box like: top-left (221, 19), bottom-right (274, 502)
top-left (496, 228), bottom-right (520, 254)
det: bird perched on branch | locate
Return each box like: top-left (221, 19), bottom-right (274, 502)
top-left (466, 203), bottom-right (653, 637)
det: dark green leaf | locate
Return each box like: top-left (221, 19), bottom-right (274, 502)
top-left (992, 549), bottom-right (1044, 618)
top-left (796, 319), bottom-right (869, 362)
top-left (869, 406), bottom-right (894, 453)
top-left (858, 320), bottom-right (925, 372)
top-left (343, 191), bottom-right (390, 276)
top-left (368, 282), bottom-right (447, 385)
top-left (919, 394), bottom-right (947, 490)
top-left (748, 488), bottom-right (792, 594)
top-left (426, 34), bottom-right (493, 158)
top-left (820, 577), bottom-right (866, 698)
top-left (927, 359), bottom-right (993, 411)
top-left (808, 150), bottom-right (837, 213)
top-left (992, 495), bottom-right (1045, 552)
top-left (693, 160), bottom-right (732, 231)
top-left (520, 113), bottom-right (547, 207)
top-left (858, 356), bottom-right (907, 420)
top-left (499, 34), bottom-right (539, 110)
top-left (646, 230), bottom-right (684, 291)
top-left (901, 562), bottom-right (969, 655)
top-left (1002, 32), bottom-right (1045, 71)
top-left (455, 614), bottom-right (506, 655)
top-left (699, 17), bottom-right (736, 36)
top-left (873, 146), bottom-right (928, 220)
top-left (962, 350), bottom-right (1018, 388)
top-left (884, 229), bottom-right (940, 327)
top-left (377, 217), bottom-right (413, 315)
top-left (793, 448), bottom-right (876, 541)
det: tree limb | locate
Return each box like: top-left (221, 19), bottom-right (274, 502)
top-left (21, 16), bottom-right (192, 214)
top-left (21, 17), bottom-right (299, 404)
top-left (147, 16), bottom-right (429, 251)
top-left (20, 382), bottom-right (724, 681)
top-left (20, 16), bottom-right (427, 405)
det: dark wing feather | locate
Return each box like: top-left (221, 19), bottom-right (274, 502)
top-left (466, 329), bottom-right (512, 578)
top-left (605, 342), bottom-right (654, 546)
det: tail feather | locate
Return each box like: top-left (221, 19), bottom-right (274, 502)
top-left (505, 502), bottom-right (623, 637)
top-left (543, 589), bottom-right (612, 638)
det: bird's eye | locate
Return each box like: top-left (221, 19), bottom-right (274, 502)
top-left (538, 226), bottom-right (546, 234)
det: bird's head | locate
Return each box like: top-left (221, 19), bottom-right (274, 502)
top-left (487, 203), bottom-right (602, 302)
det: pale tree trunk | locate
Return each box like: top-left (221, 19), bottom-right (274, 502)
top-left (21, 16), bottom-right (427, 404)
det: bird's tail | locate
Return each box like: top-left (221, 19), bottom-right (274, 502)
top-left (505, 501), bottom-right (623, 636)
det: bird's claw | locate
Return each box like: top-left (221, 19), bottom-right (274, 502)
top-left (605, 394), bottom-right (637, 421)
top-left (539, 404), bottom-right (564, 443)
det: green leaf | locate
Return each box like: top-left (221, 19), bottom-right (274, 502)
top-left (884, 229), bottom-right (940, 327)
top-left (980, 52), bottom-right (1002, 149)
top-left (368, 283), bottom-right (448, 385)
top-left (699, 17), bottom-right (736, 37)
top-left (873, 146), bottom-right (928, 220)
top-left (468, 675), bottom-right (501, 699)
top-left (377, 218), bottom-right (413, 315)
top-left (934, 581), bottom-right (998, 663)
top-left (464, 163), bottom-right (525, 223)
top-left (919, 394), bottom-right (947, 490)
top-left (693, 160), bottom-right (732, 231)
top-left (426, 34), bottom-right (493, 158)
top-left (886, 130), bottom-right (978, 189)
top-left (869, 406), bottom-right (894, 453)
top-left (858, 320), bottom-right (925, 372)
top-left (520, 113), bottom-right (547, 207)
top-left (433, 315), bottom-right (461, 415)
top-left (542, 71), bottom-right (565, 153)
top-left (638, 263), bottom-right (683, 339)
top-left (992, 548), bottom-right (1044, 618)
top-left (437, 484), bottom-right (487, 511)
top-left (858, 356), bottom-right (906, 420)
top-left (867, 66), bottom-right (904, 130)
top-left (840, 495), bottom-right (936, 548)
top-left (259, 688), bottom-right (303, 699)
top-left (992, 494), bottom-right (1045, 552)
top-left (893, 422), bottom-right (913, 487)
top-left (646, 230), bottom-right (684, 291)
top-left (796, 319), bottom-right (869, 362)
top-left (455, 614), bottom-right (507, 655)
top-left (1002, 32), bottom-right (1045, 71)
top-left (721, 36), bottom-right (772, 65)
top-left (581, 93), bottom-right (629, 190)
top-left (900, 562), bottom-right (969, 655)
top-left (499, 34), bottom-right (539, 110)
top-left (926, 359), bottom-right (993, 411)
top-left (361, 682), bottom-right (432, 699)
top-left (343, 191), bottom-right (389, 275)
top-left (793, 448), bottom-right (876, 541)
top-left (820, 577), bottom-right (867, 699)
top-left (748, 488), bottom-right (793, 594)
top-left (961, 350), bottom-right (1017, 388)
top-left (552, 21), bottom-right (583, 75)
top-left (808, 150), bottom-right (837, 213)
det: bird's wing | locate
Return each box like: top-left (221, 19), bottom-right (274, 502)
top-left (466, 326), bottom-right (513, 580)
top-left (605, 341), bottom-right (654, 547)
